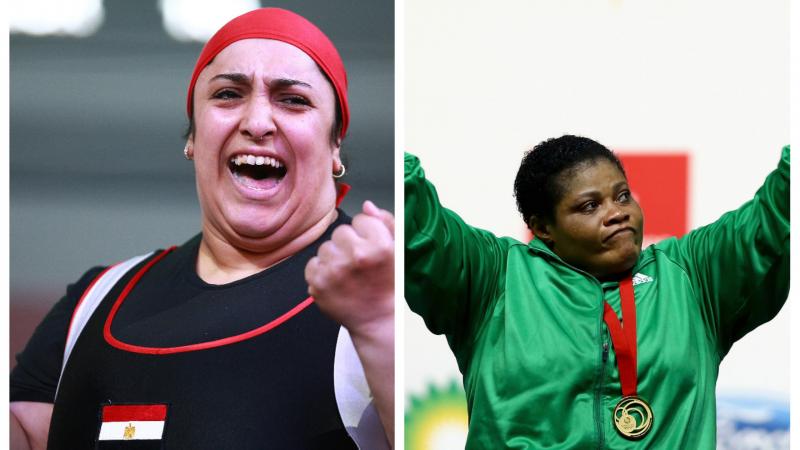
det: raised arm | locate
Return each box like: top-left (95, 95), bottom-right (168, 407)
top-left (663, 146), bottom-right (789, 355)
top-left (405, 152), bottom-right (509, 353)
top-left (305, 201), bottom-right (395, 447)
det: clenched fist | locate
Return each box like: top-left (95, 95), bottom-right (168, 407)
top-left (305, 200), bottom-right (394, 334)
top-left (305, 200), bottom-right (395, 445)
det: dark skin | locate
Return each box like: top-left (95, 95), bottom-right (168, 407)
top-left (530, 159), bottom-right (644, 281)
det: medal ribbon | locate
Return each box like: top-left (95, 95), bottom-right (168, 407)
top-left (602, 275), bottom-right (638, 396)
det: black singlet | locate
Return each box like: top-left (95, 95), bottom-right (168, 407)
top-left (13, 214), bottom-right (370, 449)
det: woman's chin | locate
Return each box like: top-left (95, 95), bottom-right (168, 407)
top-left (615, 247), bottom-right (642, 274)
top-left (594, 247), bottom-right (641, 280)
top-left (217, 215), bottom-right (285, 243)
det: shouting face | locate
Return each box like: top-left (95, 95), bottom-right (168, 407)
top-left (188, 38), bottom-right (341, 253)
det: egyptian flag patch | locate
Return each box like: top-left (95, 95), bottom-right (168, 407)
top-left (97, 404), bottom-right (167, 448)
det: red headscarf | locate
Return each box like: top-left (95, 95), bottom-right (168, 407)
top-left (185, 8), bottom-right (349, 139)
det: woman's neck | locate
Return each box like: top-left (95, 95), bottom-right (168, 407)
top-left (196, 209), bottom-right (338, 285)
top-left (597, 270), bottom-right (632, 283)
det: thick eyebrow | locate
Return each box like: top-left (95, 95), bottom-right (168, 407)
top-left (572, 181), bottom-right (629, 200)
top-left (209, 72), bottom-right (250, 84)
top-left (269, 78), bottom-right (312, 89)
top-left (208, 73), bottom-right (312, 90)
top-left (611, 180), bottom-right (629, 191)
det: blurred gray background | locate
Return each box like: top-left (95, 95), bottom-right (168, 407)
top-left (10, 0), bottom-right (394, 365)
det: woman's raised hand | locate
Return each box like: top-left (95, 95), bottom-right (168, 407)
top-left (305, 200), bottom-right (395, 334)
top-left (305, 200), bottom-right (395, 445)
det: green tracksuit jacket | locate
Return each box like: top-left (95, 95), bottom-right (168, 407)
top-left (404, 147), bottom-right (789, 449)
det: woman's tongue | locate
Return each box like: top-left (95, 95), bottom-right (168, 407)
top-left (232, 164), bottom-right (284, 190)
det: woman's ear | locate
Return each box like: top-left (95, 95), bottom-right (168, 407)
top-left (529, 215), bottom-right (553, 245)
top-left (184, 138), bottom-right (194, 161)
top-left (331, 141), bottom-right (343, 173)
top-left (333, 136), bottom-right (342, 156)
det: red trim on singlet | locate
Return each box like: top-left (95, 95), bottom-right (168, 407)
top-left (103, 247), bottom-right (316, 355)
top-left (335, 183), bottom-right (351, 207)
top-left (64, 264), bottom-right (119, 355)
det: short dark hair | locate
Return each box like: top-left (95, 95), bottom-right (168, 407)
top-left (513, 135), bottom-right (626, 227)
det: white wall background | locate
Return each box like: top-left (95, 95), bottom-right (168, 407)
top-left (405, 0), bottom-right (790, 418)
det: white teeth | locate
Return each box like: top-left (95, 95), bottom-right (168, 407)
top-left (230, 154), bottom-right (285, 168)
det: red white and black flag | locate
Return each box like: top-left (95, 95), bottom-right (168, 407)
top-left (97, 404), bottom-right (168, 446)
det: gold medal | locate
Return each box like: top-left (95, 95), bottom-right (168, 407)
top-left (613, 396), bottom-right (653, 439)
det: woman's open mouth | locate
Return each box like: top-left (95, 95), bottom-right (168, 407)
top-left (228, 154), bottom-right (287, 190)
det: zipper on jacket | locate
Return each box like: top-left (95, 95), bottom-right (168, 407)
top-left (595, 340), bottom-right (609, 449)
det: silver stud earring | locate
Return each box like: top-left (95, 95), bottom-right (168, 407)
top-left (184, 144), bottom-right (192, 160)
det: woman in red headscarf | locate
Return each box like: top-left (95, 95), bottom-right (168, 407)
top-left (10, 8), bottom-right (393, 450)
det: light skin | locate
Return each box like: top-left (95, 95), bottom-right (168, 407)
top-left (305, 200), bottom-right (395, 446)
top-left (191, 38), bottom-right (395, 443)
top-left (531, 159), bottom-right (644, 280)
top-left (10, 402), bottom-right (51, 450)
top-left (186, 39), bottom-right (342, 284)
top-left (11, 38), bottom-right (394, 449)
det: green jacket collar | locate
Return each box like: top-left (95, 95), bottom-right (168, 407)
top-left (526, 236), bottom-right (654, 285)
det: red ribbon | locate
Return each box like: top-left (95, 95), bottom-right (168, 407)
top-left (602, 275), bottom-right (638, 397)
